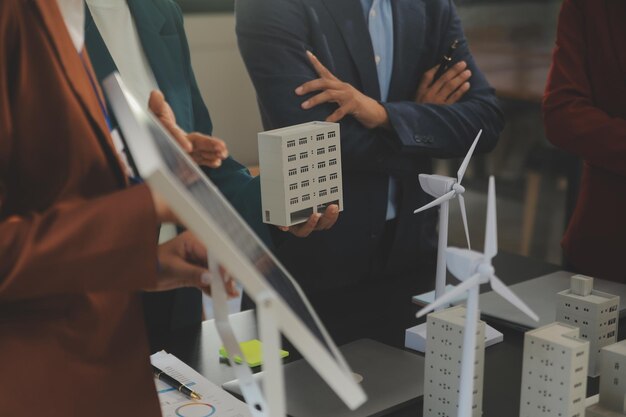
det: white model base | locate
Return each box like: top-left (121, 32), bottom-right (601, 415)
top-left (404, 322), bottom-right (503, 353)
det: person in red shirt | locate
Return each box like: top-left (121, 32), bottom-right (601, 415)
top-left (543, 0), bottom-right (626, 280)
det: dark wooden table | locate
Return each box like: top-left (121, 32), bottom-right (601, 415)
top-left (160, 252), bottom-right (616, 416)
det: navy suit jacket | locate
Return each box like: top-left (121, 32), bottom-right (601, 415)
top-left (85, 0), bottom-right (268, 341)
top-left (236, 0), bottom-right (504, 292)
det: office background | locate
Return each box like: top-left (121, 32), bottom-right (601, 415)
top-left (178, 0), bottom-right (569, 265)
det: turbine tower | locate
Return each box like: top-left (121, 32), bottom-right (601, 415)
top-left (417, 176), bottom-right (540, 417)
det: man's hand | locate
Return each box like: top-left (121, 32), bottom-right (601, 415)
top-left (277, 204), bottom-right (339, 237)
top-left (149, 231), bottom-right (239, 297)
top-left (149, 91), bottom-right (228, 168)
top-left (295, 51), bottom-right (389, 129)
top-left (416, 61), bottom-right (471, 105)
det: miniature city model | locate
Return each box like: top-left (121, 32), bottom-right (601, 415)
top-left (519, 322), bottom-right (589, 417)
top-left (587, 340), bottom-right (626, 417)
top-left (424, 305), bottom-right (485, 417)
top-left (258, 121), bottom-right (343, 227)
top-left (556, 275), bottom-right (620, 377)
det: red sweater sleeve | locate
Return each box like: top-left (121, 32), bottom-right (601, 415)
top-left (543, 0), bottom-right (626, 177)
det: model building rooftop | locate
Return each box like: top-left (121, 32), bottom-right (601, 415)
top-left (260, 121), bottom-right (338, 137)
top-left (526, 322), bottom-right (587, 349)
top-left (428, 305), bottom-right (480, 327)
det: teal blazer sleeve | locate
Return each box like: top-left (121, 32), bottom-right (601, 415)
top-left (86, 0), bottom-right (271, 246)
top-left (166, 2), bottom-right (271, 244)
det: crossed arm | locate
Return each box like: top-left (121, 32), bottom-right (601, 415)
top-left (236, 0), bottom-right (504, 177)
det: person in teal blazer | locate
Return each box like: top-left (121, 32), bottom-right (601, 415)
top-left (85, 0), bottom-right (337, 349)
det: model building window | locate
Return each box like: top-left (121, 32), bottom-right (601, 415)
top-left (290, 197), bottom-right (298, 205)
top-left (330, 186), bottom-right (338, 194)
top-left (288, 154), bottom-right (296, 162)
top-left (302, 194), bottom-right (310, 201)
top-left (328, 131), bottom-right (336, 138)
top-left (288, 168), bottom-right (297, 176)
top-left (317, 148), bottom-right (325, 155)
top-left (301, 180), bottom-right (309, 187)
top-left (299, 137), bottom-right (308, 145)
top-left (299, 151), bottom-right (308, 159)
top-left (329, 158), bottom-right (337, 166)
top-left (300, 166), bottom-right (309, 173)
top-left (319, 189), bottom-right (327, 197)
top-left (328, 144), bottom-right (337, 152)
top-left (316, 133), bottom-right (324, 141)
top-left (289, 183), bottom-right (298, 191)
top-left (319, 175), bottom-right (326, 183)
top-left (287, 140), bottom-right (296, 148)
top-left (317, 161), bottom-right (325, 169)
top-left (330, 172), bottom-right (338, 180)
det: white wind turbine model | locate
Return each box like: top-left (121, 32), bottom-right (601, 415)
top-left (417, 176), bottom-right (540, 417)
top-left (414, 129), bottom-right (481, 302)
top-left (406, 130), bottom-right (486, 352)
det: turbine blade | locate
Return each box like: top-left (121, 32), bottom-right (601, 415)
top-left (457, 129), bottom-right (482, 183)
top-left (458, 194), bottom-right (471, 250)
top-left (490, 275), bottom-right (539, 322)
top-left (484, 176), bottom-right (498, 261)
top-left (416, 274), bottom-right (481, 318)
top-left (413, 190), bottom-right (456, 214)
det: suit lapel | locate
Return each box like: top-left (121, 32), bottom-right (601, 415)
top-left (84, 6), bottom-right (119, 83)
top-left (388, 0), bottom-right (425, 101)
top-left (34, 0), bottom-right (127, 184)
top-left (126, 0), bottom-right (175, 99)
top-left (321, 0), bottom-right (381, 99)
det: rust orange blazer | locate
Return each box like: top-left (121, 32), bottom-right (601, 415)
top-left (544, 0), bottom-right (626, 281)
top-left (0, 1), bottom-right (162, 415)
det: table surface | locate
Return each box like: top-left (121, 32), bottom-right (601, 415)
top-left (160, 252), bottom-right (618, 416)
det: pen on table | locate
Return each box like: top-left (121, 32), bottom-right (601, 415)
top-left (152, 365), bottom-right (202, 400)
top-left (433, 39), bottom-right (460, 81)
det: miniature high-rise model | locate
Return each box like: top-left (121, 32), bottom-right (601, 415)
top-left (258, 121), bottom-right (343, 227)
top-left (519, 322), bottom-right (589, 417)
top-left (587, 340), bottom-right (626, 417)
top-left (556, 275), bottom-right (620, 377)
top-left (424, 305), bottom-right (486, 417)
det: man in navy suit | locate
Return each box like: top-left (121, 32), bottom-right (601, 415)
top-left (236, 0), bottom-right (504, 296)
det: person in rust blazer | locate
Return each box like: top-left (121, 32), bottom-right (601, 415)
top-left (0, 1), bottom-right (231, 415)
top-left (543, 0), bottom-right (626, 281)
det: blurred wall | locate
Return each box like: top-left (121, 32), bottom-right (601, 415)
top-left (183, 13), bottom-right (263, 167)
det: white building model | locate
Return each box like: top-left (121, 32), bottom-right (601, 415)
top-left (587, 340), bottom-right (626, 417)
top-left (424, 305), bottom-right (486, 417)
top-left (519, 322), bottom-right (589, 417)
top-left (258, 121), bottom-right (343, 227)
top-left (556, 275), bottom-right (620, 377)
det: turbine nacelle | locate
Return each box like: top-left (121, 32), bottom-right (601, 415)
top-left (418, 174), bottom-right (456, 199)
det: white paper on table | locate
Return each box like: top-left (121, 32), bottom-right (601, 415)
top-left (151, 351), bottom-right (252, 417)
